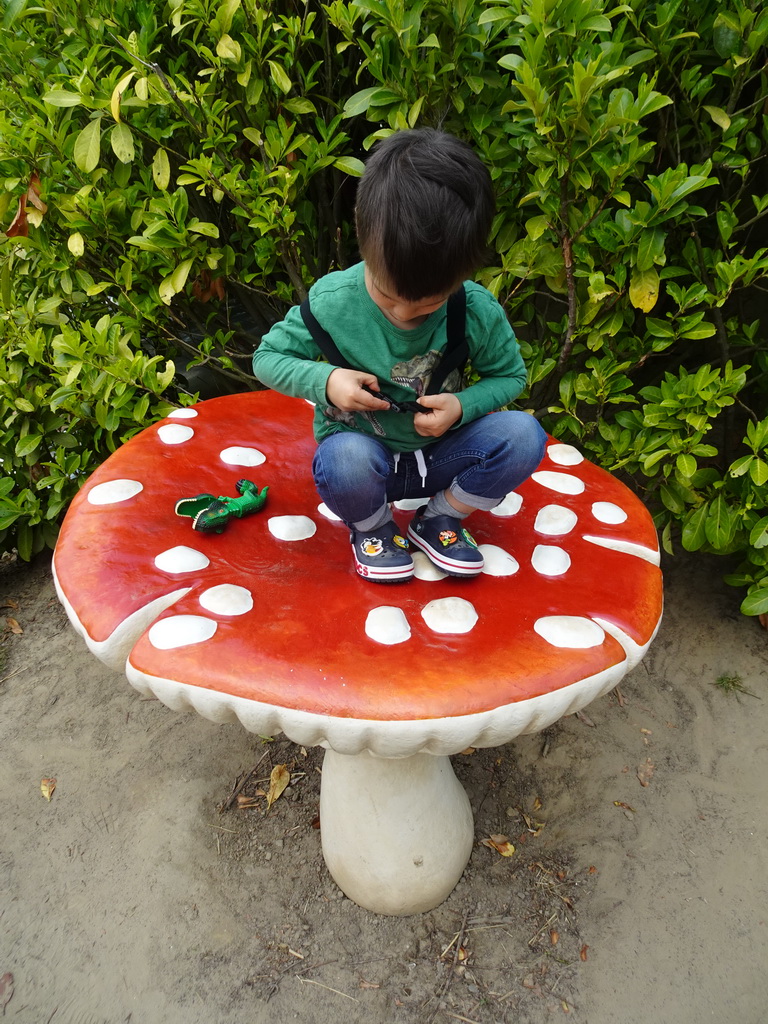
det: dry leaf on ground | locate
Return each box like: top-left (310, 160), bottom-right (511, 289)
top-left (0, 972), bottom-right (13, 1012)
top-left (266, 764), bottom-right (290, 809)
top-left (481, 834), bottom-right (515, 857)
top-left (614, 800), bottom-right (635, 812)
top-left (5, 618), bottom-right (22, 635)
top-left (636, 759), bottom-right (655, 787)
top-left (41, 778), bottom-right (56, 801)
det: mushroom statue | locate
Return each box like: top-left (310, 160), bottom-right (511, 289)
top-left (53, 391), bottom-right (663, 916)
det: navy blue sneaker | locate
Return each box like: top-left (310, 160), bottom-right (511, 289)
top-left (407, 508), bottom-right (484, 577)
top-left (350, 520), bottom-right (414, 583)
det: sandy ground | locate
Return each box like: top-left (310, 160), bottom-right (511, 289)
top-left (1, 547), bottom-right (767, 1024)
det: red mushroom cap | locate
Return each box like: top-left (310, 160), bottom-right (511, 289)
top-left (53, 392), bottom-right (662, 750)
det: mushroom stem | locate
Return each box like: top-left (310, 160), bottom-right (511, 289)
top-left (319, 749), bottom-right (474, 916)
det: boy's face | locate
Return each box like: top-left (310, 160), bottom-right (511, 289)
top-left (364, 267), bottom-right (451, 330)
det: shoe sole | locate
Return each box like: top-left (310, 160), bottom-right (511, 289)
top-left (352, 549), bottom-right (414, 583)
top-left (407, 527), bottom-right (484, 577)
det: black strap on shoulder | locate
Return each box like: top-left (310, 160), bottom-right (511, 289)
top-left (299, 284), bottom-right (467, 393)
top-left (426, 286), bottom-right (467, 395)
top-left (299, 299), bottom-right (355, 370)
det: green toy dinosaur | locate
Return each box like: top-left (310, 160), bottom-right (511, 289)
top-left (175, 478), bottom-right (269, 534)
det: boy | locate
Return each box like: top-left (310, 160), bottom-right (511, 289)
top-left (252, 128), bottom-right (546, 583)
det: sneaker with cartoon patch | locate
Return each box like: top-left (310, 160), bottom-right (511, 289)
top-left (407, 507), bottom-right (484, 577)
top-left (350, 520), bottom-right (414, 582)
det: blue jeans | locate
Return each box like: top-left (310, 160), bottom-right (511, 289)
top-left (312, 411), bottom-right (547, 527)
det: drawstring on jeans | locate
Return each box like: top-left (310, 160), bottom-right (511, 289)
top-left (414, 449), bottom-right (428, 488)
top-left (392, 449), bottom-right (427, 488)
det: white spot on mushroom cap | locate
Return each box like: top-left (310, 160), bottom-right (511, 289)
top-left (534, 504), bottom-right (578, 536)
top-left (157, 424), bottom-right (194, 445)
top-left (220, 446), bottom-right (266, 467)
top-left (87, 479), bottom-right (143, 505)
top-left (199, 584), bottom-right (253, 616)
top-left (490, 491), bottom-right (523, 517)
top-left (547, 443), bottom-right (584, 466)
top-left (317, 502), bottom-right (342, 522)
top-left (479, 544), bottom-right (519, 577)
top-left (591, 501), bottom-right (628, 524)
top-left (365, 606), bottom-right (411, 645)
top-left (167, 408), bottom-right (198, 419)
top-left (534, 615), bottom-right (605, 649)
top-left (421, 597), bottom-right (478, 635)
top-left (268, 515), bottom-right (317, 541)
top-left (149, 614), bottom-right (217, 650)
top-left (531, 471), bottom-right (585, 495)
top-left (532, 545), bottom-right (571, 576)
top-left (154, 546), bottom-right (210, 573)
top-left (412, 551), bottom-right (448, 581)
top-left (583, 535), bottom-right (660, 566)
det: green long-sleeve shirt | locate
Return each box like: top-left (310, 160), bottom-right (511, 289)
top-left (252, 262), bottom-right (527, 453)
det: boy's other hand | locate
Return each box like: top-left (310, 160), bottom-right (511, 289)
top-left (413, 393), bottom-right (462, 437)
top-left (326, 368), bottom-right (391, 412)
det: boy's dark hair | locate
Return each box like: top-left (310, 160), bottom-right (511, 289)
top-left (355, 128), bottom-right (495, 301)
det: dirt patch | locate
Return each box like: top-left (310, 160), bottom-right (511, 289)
top-left (1, 549), bottom-right (767, 1024)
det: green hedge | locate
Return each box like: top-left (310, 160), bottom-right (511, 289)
top-left (1, 0), bottom-right (766, 617)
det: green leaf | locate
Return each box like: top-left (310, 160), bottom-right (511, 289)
top-left (713, 12), bottom-right (742, 58)
top-left (749, 458), bottom-right (768, 486)
top-left (703, 105), bottom-right (731, 131)
top-left (0, 262), bottom-right (11, 308)
top-left (188, 220), bottom-right (220, 238)
top-left (730, 454), bottom-right (753, 478)
top-left (680, 321), bottom-right (716, 340)
top-left (216, 34), bottom-right (241, 61)
top-left (750, 516), bottom-right (768, 549)
top-left (660, 482), bottom-right (686, 514)
top-left (676, 454), bottom-right (696, 478)
top-left (110, 122), bottom-right (134, 163)
top-left (16, 522), bottom-right (34, 561)
top-left (43, 89), bottom-right (81, 107)
top-left (740, 587), bottom-right (768, 617)
top-left (478, 8), bottom-right (514, 25)
top-left (159, 259), bottom-right (193, 305)
top-left (682, 503), bottom-right (708, 551)
top-left (342, 87), bottom-right (400, 118)
top-left (333, 156), bottom-right (365, 177)
top-left (629, 267), bottom-right (659, 312)
top-left (283, 98), bottom-right (316, 115)
top-left (67, 232), bottom-right (85, 257)
top-left (15, 434), bottom-right (42, 458)
top-left (525, 215), bottom-right (549, 241)
top-left (73, 118), bottom-right (102, 174)
top-left (3, 0), bottom-right (28, 29)
top-left (268, 60), bottom-right (292, 95)
top-left (153, 148), bottom-right (170, 191)
top-left (705, 494), bottom-right (737, 549)
top-left (636, 229), bottom-right (664, 272)
top-left (0, 511), bottom-right (21, 531)
top-left (217, 0), bottom-right (241, 35)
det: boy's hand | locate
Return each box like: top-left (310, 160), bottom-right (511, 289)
top-left (413, 393), bottom-right (462, 437)
top-left (326, 368), bottom-right (391, 412)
